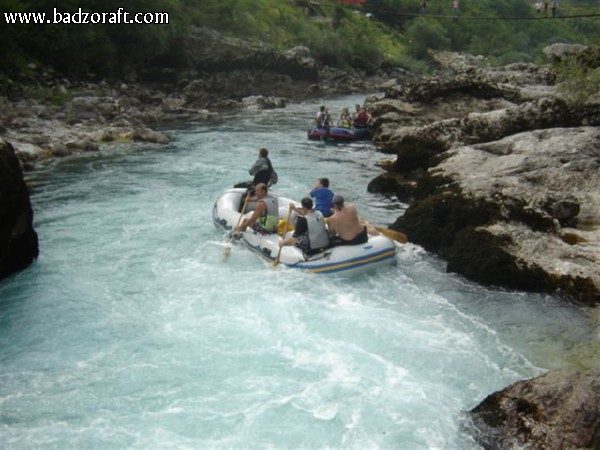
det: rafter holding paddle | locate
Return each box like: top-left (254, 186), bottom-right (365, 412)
top-left (222, 194), bottom-right (250, 261)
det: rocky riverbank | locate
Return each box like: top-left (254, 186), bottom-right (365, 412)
top-left (366, 45), bottom-right (600, 307)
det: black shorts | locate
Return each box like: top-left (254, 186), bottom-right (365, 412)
top-left (330, 226), bottom-right (368, 246)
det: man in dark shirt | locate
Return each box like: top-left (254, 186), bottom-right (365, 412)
top-left (279, 197), bottom-right (329, 256)
top-left (248, 148), bottom-right (274, 186)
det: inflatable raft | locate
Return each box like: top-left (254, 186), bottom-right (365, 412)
top-left (213, 188), bottom-right (397, 275)
top-left (307, 126), bottom-right (370, 141)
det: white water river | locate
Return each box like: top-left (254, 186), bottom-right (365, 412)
top-left (0, 95), bottom-right (596, 449)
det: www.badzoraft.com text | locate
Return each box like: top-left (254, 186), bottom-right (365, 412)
top-left (3, 8), bottom-right (169, 25)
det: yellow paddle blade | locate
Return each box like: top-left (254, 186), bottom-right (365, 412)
top-left (221, 245), bottom-right (232, 262)
top-left (375, 226), bottom-right (408, 244)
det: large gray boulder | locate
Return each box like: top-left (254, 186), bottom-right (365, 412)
top-left (543, 43), bottom-right (600, 68)
top-left (389, 126), bottom-right (600, 305)
top-left (0, 139), bottom-right (39, 279)
top-left (470, 370), bottom-right (600, 449)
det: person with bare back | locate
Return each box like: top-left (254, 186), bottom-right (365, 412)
top-left (326, 195), bottom-right (369, 246)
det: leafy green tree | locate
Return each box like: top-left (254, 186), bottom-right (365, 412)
top-left (403, 18), bottom-right (451, 60)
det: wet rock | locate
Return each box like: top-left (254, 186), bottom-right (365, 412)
top-left (65, 139), bottom-right (99, 152)
top-left (0, 139), bottom-right (39, 279)
top-left (544, 195), bottom-right (581, 226)
top-left (241, 95), bottom-right (287, 110)
top-left (89, 126), bottom-right (170, 144)
top-left (470, 370), bottom-right (600, 450)
top-left (49, 142), bottom-right (70, 157)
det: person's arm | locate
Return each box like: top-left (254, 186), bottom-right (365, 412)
top-left (325, 216), bottom-right (337, 236)
top-left (248, 158), bottom-right (267, 175)
top-left (280, 216), bottom-right (306, 247)
top-left (357, 210), bottom-right (381, 236)
top-left (237, 201), bottom-right (265, 231)
top-left (279, 236), bottom-right (297, 247)
top-left (290, 203), bottom-right (304, 217)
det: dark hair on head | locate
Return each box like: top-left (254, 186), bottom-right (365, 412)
top-left (333, 194), bottom-right (344, 206)
top-left (259, 148), bottom-right (269, 157)
top-left (256, 182), bottom-right (267, 192)
top-left (301, 197), bottom-right (313, 209)
top-left (319, 177), bottom-right (329, 188)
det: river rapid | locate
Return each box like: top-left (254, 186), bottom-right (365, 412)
top-left (0, 95), bottom-right (596, 449)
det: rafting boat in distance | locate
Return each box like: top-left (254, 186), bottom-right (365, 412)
top-left (213, 188), bottom-right (397, 275)
top-left (307, 126), bottom-right (370, 141)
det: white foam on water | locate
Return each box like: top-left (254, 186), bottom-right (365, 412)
top-left (1, 95), bottom-right (596, 449)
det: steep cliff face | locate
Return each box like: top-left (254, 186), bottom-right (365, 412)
top-left (0, 139), bottom-right (39, 279)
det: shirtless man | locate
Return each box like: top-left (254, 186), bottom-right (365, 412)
top-left (326, 195), bottom-right (370, 246)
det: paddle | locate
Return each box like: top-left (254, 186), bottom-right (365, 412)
top-left (374, 226), bottom-right (408, 244)
top-left (273, 205), bottom-right (293, 268)
top-left (222, 194), bottom-right (250, 261)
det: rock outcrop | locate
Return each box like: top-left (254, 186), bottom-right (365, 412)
top-left (469, 370), bottom-right (600, 449)
top-left (367, 46), bottom-right (600, 305)
top-left (0, 139), bottom-right (39, 279)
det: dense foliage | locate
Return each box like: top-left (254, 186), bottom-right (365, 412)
top-left (368, 0), bottom-right (600, 65)
top-left (1, 0), bottom-right (598, 79)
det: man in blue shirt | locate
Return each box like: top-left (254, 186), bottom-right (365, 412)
top-left (309, 178), bottom-right (335, 218)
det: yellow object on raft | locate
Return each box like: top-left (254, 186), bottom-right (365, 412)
top-left (277, 219), bottom-right (294, 236)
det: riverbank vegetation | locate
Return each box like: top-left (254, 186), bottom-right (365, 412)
top-left (1, 0), bottom-right (599, 81)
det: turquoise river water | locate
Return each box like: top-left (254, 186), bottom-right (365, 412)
top-left (0, 95), bottom-right (597, 449)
